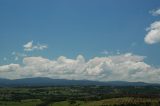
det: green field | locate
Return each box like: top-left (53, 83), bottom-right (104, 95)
top-left (0, 99), bottom-right (42, 106)
top-left (0, 86), bottom-right (160, 106)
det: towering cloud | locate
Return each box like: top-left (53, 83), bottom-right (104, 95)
top-left (0, 53), bottom-right (160, 83)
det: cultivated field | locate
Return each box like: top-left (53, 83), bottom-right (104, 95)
top-left (0, 86), bottom-right (160, 106)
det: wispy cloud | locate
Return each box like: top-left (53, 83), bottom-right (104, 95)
top-left (12, 52), bottom-right (27, 61)
top-left (3, 57), bottom-right (7, 61)
top-left (150, 8), bottom-right (160, 16)
top-left (131, 42), bottom-right (137, 47)
top-left (101, 50), bottom-right (109, 55)
top-left (23, 41), bottom-right (48, 51)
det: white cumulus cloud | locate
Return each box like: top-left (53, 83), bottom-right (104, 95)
top-left (144, 21), bottom-right (160, 44)
top-left (23, 41), bottom-right (48, 51)
top-left (0, 64), bottom-right (20, 72)
top-left (0, 53), bottom-right (160, 83)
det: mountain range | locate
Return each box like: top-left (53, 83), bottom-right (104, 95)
top-left (0, 77), bottom-right (159, 87)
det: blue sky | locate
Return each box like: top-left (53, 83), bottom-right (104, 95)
top-left (0, 0), bottom-right (160, 82)
top-left (0, 0), bottom-right (160, 63)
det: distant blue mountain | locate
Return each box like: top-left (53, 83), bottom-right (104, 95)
top-left (0, 77), bottom-right (159, 87)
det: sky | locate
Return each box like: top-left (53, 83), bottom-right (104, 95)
top-left (0, 0), bottom-right (160, 82)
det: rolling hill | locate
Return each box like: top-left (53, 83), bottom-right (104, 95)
top-left (0, 77), bottom-right (158, 87)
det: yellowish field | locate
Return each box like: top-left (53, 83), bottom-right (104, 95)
top-left (50, 97), bottom-right (160, 106)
